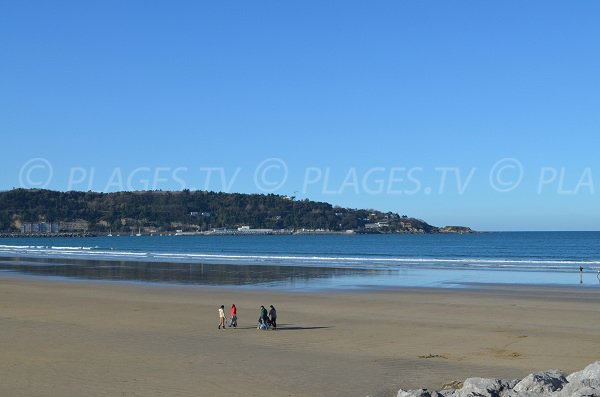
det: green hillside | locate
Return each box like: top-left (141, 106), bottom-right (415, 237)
top-left (0, 189), bottom-right (455, 234)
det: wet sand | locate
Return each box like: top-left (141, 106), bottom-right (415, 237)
top-left (1, 275), bottom-right (599, 397)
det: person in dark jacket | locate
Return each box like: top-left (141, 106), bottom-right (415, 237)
top-left (268, 305), bottom-right (277, 330)
top-left (258, 305), bottom-right (269, 330)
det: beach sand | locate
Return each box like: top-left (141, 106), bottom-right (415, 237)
top-left (1, 276), bottom-right (599, 397)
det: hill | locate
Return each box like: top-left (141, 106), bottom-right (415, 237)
top-left (0, 189), bottom-right (470, 234)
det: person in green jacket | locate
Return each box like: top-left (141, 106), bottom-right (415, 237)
top-left (258, 305), bottom-right (269, 329)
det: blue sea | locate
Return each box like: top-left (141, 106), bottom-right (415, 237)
top-left (0, 232), bottom-right (599, 290)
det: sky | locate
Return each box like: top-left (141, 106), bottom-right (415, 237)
top-left (1, 1), bottom-right (599, 231)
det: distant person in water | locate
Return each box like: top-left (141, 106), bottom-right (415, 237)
top-left (218, 305), bottom-right (226, 329)
top-left (268, 305), bottom-right (277, 330)
top-left (229, 304), bottom-right (237, 328)
top-left (258, 305), bottom-right (269, 330)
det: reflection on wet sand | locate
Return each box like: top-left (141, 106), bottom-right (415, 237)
top-left (0, 257), bottom-right (380, 288)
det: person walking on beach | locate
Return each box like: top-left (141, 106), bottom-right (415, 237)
top-left (268, 305), bottom-right (277, 330)
top-left (229, 304), bottom-right (238, 328)
top-left (258, 305), bottom-right (269, 330)
top-left (218, 305), bottom-right (226, 329)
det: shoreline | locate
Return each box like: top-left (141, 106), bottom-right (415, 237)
top-left (1, 254), bottom-right (598, 291)
top-left (1, 276), bottom-right (599, 397)
top-left (2, 269), bottom-right (600, 293)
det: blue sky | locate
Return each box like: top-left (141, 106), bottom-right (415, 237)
top-left (1, 1), bottom-right (599, 231)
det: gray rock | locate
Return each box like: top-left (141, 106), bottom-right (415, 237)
top-left (394, 362), bottom-right (600, 397)
top-left (577, 387), bottom-right (600, 397)
top-left (512, 369), bottom-right (566, 394)
top-left (506, 379), bottom-right (520, 390)
top-left (454, 377), bottom-right (511, 397)
top-left (556, 378), bottom-right (600, 397)
top-left (497, 380), bottom-right (525, 397)
top-left (397, 390), bottom-right (452, 397)
top-left (499, 391), bottom-right (540, 397)
top-left (563, 386), bottom-right (600, 397)
top-left (567, 361), bottom-right (600, 383)
top-left (397, 389), bottom-right (432, 397)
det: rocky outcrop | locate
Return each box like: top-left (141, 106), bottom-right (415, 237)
top-left (512, 369), bottom-right (566, 394)
top-left (437, 226), bottom-right (475, 234)
top-left (395, 361), bottom-right (600, 397)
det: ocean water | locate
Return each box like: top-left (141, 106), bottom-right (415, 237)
top-left (0, 232), bottom-right (599, 289)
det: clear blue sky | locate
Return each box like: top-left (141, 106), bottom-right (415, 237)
top-left (2, 1), bottom-right (599, 231)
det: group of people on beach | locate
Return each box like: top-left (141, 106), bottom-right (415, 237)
top-left (218, 303), bottom-right (277, 330)
top-left (258, 305), bottom-right (277, 330)
top-left (218, 304), bottom-right (238, 329)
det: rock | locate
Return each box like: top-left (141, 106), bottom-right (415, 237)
top-left (454, 377), bottom-right (511, 397)
top-left (570, 386), bottom-right (600, 397)
top-left (397, 389), bottom-right (432, 397)
top-left (397, 389), bottom-right (454, 397)
top-left (497, 380), bottom-right (526, 397)
top-left (556, 378), bottom-right (600, 397)
top-left (512, 370), bottom-right (566, 394)
top-left (506, 379), bottom-right (520, 390)
top-left (499, 391), bottom-right (539, 397)
top-left (438, 226), bottom-right (474, 234)
top-left (436, 391), bottom-right (457, 397)
top-left (567, 361), bottom-right (600, 383)
top-left (394, 361), bottom-right (600, 397)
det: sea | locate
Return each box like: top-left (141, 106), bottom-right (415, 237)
top-left (0, 232), bottom-right (599, 290)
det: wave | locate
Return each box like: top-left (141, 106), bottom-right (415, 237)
top-left (0, 244), bottom-right (598, 272)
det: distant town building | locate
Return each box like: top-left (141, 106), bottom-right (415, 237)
top-left (236, 226), bottom-right (273, 234)
top-left (20, 222), bottom-right (60, 234)
top-left (364, 221), bottom-right (388, 229)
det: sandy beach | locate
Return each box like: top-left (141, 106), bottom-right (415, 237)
top-left (1, 276), bottom-right (599, 397)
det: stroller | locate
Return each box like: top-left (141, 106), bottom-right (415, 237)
top-left (257, 318), bottom-right (269, 330)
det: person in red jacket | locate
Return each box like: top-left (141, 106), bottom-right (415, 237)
top-left (229, 304), bottom-right (238, 327)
